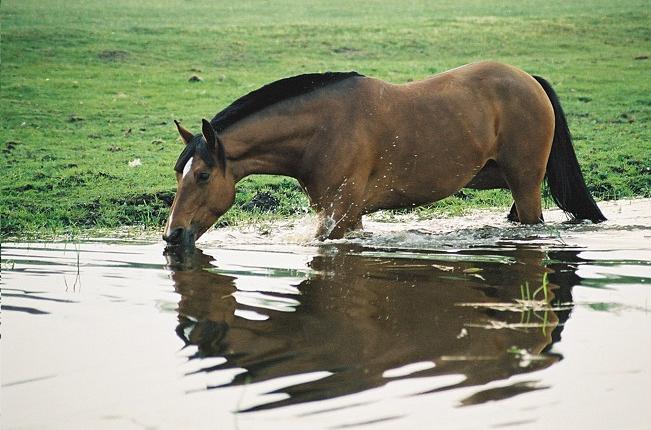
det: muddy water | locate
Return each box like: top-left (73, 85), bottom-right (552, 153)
top-left (3, 200), bottom-right (651, 430)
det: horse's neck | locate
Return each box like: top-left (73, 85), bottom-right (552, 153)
top-left (222, 107), bottom-right (320, 183)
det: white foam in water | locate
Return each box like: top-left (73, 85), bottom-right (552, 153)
top-left (198, 198), bottom-right (651, 250)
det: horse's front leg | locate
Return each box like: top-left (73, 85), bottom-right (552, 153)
top-left (315, 203), bottom-right (364, 240)
top-left (313, 177), bottom-right (367, 240)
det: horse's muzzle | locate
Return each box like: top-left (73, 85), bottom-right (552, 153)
top-left (163, 227), bottom-right (195, 249)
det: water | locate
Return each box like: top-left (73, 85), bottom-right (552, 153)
top-left (3, 200), bottom-right (651, 429)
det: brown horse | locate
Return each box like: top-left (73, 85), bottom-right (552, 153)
top-left (163, 61), bottom-right (605, 248)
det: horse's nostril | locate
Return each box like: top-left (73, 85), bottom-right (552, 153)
top-left (164, 227), bottom-right (183, 244)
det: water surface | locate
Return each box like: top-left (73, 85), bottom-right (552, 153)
top-left (3, 200), bottom-right (650, 429)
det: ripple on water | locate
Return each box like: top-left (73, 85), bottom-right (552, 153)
top-left (2, 199), bottom-right (651, 430)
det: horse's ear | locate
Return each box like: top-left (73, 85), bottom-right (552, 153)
top-left (174, 120), bottom-right (193, 144)
top-left (201, 119), bottom-right (216, 151)
top-left (201, 119), bottom-right (226, 175)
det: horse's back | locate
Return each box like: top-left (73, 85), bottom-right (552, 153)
top-left (341, 62), bottom-right (555, 210)
top-left (359, 61), bottom-right (555, 160)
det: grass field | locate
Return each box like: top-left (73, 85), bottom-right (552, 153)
top-left (2, 0), bottom-right (649, 237)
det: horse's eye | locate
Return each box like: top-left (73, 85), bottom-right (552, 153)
top-left (197, 172), bottom-right (210, 183)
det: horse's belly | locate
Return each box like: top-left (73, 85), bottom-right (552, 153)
top-left (365, 153), bottom-right (483, 211)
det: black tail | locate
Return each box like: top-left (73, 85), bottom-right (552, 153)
top-left (533, 75), bottom-right (606, 223)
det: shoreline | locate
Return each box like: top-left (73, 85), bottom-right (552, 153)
top-left (4, 198), bottom-right (649, 246)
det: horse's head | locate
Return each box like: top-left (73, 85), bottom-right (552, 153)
top-left (163, 119), bottom-right (235, 249)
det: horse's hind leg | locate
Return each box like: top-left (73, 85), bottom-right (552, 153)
top-left (497, 125), bottom-right (551, 224)
top-left (508, 201), bottom-right (544, 222)
top-left (497, 158), bottom-right (546, 224)
top-left (512, 189), bottom-right (543, 224)
top-left (507, 203), bottom-right (519, 222)
top-left (503, 174), bottom-right (544, 224)
top-left (464, 160), bottom-right (518, 221)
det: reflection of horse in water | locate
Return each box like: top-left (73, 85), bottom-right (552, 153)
top-left (166, 246), bottom-right (580, 411)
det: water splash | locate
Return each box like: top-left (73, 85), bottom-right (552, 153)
top-left (199, 199), bottom-right (651, 251)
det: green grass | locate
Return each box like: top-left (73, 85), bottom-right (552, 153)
top-left (2, 0), bottom-right (650, 237)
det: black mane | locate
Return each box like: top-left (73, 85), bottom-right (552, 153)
top-left (210, 71), bottom-right (363, 132)
top-left (174, 71), bottom-right (362, 173)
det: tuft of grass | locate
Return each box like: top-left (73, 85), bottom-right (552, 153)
top-left (2, 0), bottom-right (650, 238)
